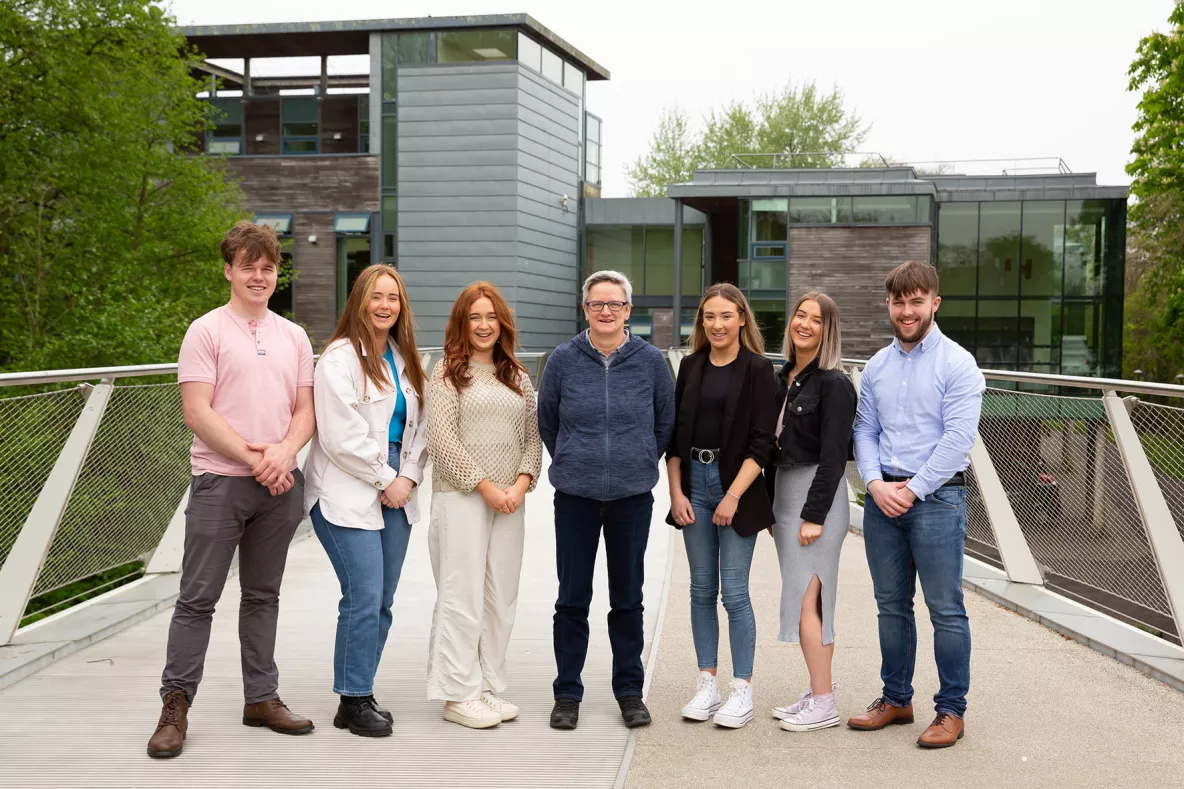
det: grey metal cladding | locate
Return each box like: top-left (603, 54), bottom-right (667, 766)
top-left (585, 198), bottom-right (707, 226)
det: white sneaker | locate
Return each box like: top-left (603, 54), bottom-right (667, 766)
top-left (772, 682), bottom-right (838, 721)
top-left (680, 672), bottom-right (721, 721)
top-left (712, 679), bottom-right (754, 728)
top-left (780, 692), bottom-right (840, 732)
top-left (480, 691), bottom-right (520, 722)
top-left (443, 699), bottom-right (501, 729)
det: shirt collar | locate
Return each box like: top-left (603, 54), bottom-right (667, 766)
top-left (585, 329), bottom-right (629, 358)
top-left (892, 322), bottom-right (943, 356)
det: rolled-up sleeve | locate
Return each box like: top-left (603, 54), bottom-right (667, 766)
top-left (518, 373), bottom-right (543, 492)
top-left (907, 356), bottom-right (985, 500)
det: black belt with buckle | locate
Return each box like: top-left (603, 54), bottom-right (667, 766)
top-left (882, 471), bottom-right (965, 487)
top-left (691, 447), bottom-right (720, 464)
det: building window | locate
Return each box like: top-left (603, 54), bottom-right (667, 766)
top-left (518, 32), bottom-right (542, 72)
top-left (359, 95), bottom-right (370, 153)
top-left (336, 213), bottom-right (372, 313)
top-left (282, 98), bottom-right (319, 155)
top-left (438, 29), bottom-right (516, 63)
top-left (207, 98), bottom-right (243, 155)
top-left (563, 62), bottom-right (584, 94)
top-left (789, 197), bottom-right (850, 224)
top-left (255, 214), bottom-right (295, 318)
top-left (541, 48), bottom-right (563, 83)
top-left (382, 196), bottom-right (397, 262)
top-left (750, 198), bottom-right (788, 242)
top-left (852, 196), bottom-right (920, 224)
top-left (585, 113), bottom-right (601, 184)
top-left (585, 225), bottom-right (703, 300)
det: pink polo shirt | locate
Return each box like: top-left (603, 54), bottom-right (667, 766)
top-left (177, 305), bottom-right (315, 477)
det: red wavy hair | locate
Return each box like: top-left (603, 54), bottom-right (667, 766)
top-left (442, 282), bottom-right (526, 395)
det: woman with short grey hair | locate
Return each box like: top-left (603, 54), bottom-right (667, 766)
top-left (537, 269), bottom-right (675, 731)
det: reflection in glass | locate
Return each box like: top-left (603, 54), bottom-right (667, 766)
top-left (336, 237), bottom-right (372, 315)
top-left (269, 238), bottom-right (296, 319)
top-left (975, 300), bottom-right (1019, 368)
top-left (917, 197), bottom-right (933, 224)
top-left (645, 228), bottom-right (702, 296)
top-left (1020, 298), bottom-right (1060, 367)
top-left (853, 196), bottom-right (917, 224)
top-left (1064, 200), bottom-right (1105, 298)
top-left (438, 30), bottom-right (516, 63)
top-left (398, 33), bottom-right (432, 65)
top-left (741, 260), bottom-right (786, 292)
top-left (749, 299), bottom-right (787, 354)
top-left (789, 197), bottom-right (850, 224)
top-left (382, 196), bottom-right (397, 235)
top-left (382, 116), bottom-right (397, 186)
top-left (937, 298), bottom-right (976, 351)
top-left (978, 202), bottom-right (1021, 298)
top-left (586, 227), bottom-right (643, 289)
top-left (1020, 201), bottom-right (1064, 298)
top-left (1061, 302), bottom-right (1099, 376)
top-left (751, 198), bottom-right (788, 242)
top-left (936, 203), bottom-right (978, 297)
top-left (381, 34), bottom-right (398, 101)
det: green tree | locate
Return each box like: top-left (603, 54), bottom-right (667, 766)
top-left (0, 0), bottom-right (245, 373)
top-left (626, 81), bottom-right (868, 197)
top-left (1124, 2), bottom-right (1184, 381)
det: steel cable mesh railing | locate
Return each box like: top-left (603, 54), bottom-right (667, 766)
top-left (32, 384), bottom-right (192, 598)
top-left (963, 465), bottom-right (998, 553)
top-left (977, 388), bottom-right (1171, 622)
top-left (0, 388), bottom-right (87, 569)
top-left (1128, 400), bottom-right (1184, 545)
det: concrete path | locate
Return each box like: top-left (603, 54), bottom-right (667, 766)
top-left (0, 461), bottom-right (669, 788)
top-left (628, 529), bottom-right (1184, 789)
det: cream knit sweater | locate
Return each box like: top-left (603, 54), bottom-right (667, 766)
top-left (426, 359), bottom-right (543, 494)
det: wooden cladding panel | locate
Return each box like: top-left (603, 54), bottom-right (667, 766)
top-left (291, 212), bottom-right (337, 349)
top-left (244, 99), bottom-right (281, 155)
top-left (789, 226), bottom-right (932, 360)
top-left (320, 95), bottom-right (360, 155)
top-left (224, 155), bottom-right (379, 213)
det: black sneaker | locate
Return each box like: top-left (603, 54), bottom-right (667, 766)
top-left (618, 695), bottom-right (651, 728)
top-left (550, 698), bottom-right (580, 730)
top-left (333, 695), bottom-right (392, 737)
top-left (367, 695), bottom-right (393, 724)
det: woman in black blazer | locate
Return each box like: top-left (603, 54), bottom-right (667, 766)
top-left (665, 283), bottom-right (778, 730)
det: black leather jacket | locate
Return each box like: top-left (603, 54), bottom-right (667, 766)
top-left (767, 358), bottom-right (857, 524)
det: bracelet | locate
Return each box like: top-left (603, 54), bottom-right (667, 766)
top-left (726, 490), bottom-right (742, 501)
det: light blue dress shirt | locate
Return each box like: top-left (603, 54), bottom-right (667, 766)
top-left (853, 323), bottom-right (985, 500)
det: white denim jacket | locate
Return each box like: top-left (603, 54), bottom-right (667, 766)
top-left (304, 337), bottom-right (428, 529)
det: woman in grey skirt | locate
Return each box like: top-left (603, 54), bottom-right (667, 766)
top-left (767, 292), bottom-right (856, 732)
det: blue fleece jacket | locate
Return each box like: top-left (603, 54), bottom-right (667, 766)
top-left (538, 332), bottom-right (676, 502)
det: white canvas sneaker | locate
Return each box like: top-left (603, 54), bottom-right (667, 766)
top-left (480, 691), bottom-right (520, 722)
top-left (680, 672), bottom-right (721, 721)
top-left (443, 699), bottom-right (501, 729)
top-left (772, 682), bottom-right (838, 721)
top-left (712, 679), bottom-right (754, 729)
top-left (779, 692), bottom-right (840, 732)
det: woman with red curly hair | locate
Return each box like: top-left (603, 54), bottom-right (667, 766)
top-left (425, 281), bottom-right (542, 729)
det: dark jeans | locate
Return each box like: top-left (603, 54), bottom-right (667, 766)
top-left (160, 470), bottom-right (304, 704)
top-left (553, 490), bottom-right (652, 701)
top-left (863, 485), bottom-right (971, 717)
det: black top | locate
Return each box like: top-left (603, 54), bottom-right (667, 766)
top-left (665, 346), bottom-right (778, 538)
top-left (766, 358), bottom-right (858, 525)
top-left (691, 359), bottom-right (735, 449)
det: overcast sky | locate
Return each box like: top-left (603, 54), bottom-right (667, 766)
top-left (166, 0), bottom-right (1178, 197)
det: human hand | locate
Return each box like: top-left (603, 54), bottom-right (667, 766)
top-left (713, 493), bottom-right (739, 527)
top-left (670, 492), bottom-right (695, 526)
top-left (248, 441), bottom-right (297, 488)
top-left (799, 521), bottom-right (823, 546)
top-left (479, 481), bottom-right (511, 514)
top-left (382, 476), bottom-right (414, 509)
top-left (502, 477), bottom-right (530, 514)
top-left (868, 479), bottom-right (914, 517)
top-left (267, 471), bottom-right (294, 497)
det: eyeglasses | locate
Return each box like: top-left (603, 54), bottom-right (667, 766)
top-left (584, 300), bottom-right (628, 313)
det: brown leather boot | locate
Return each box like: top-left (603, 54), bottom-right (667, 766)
top-left (147, 690), bottom-right (190, 758)
top-left (242, 698), bottom-right (314, 735)
top-left (917, 712), bottom-right (964, 748)
top-left (846, 697), bottom-right (914, 730)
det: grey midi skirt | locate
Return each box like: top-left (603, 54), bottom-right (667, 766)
top-left (771, 463), bottom-right (849, 645)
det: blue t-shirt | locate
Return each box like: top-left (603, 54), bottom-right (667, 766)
top-left (382, 346), bottom-right (407, 444)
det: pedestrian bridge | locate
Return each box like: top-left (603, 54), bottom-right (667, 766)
top-left (1, 353), bottom-right (1183, 788)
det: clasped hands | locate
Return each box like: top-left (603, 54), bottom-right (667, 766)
top-left (867, 478), bottom-right (917, 517)
top-left (246, 441), bottom-right (297, 496)
top-left (478, 476), bottom-right (530, 515)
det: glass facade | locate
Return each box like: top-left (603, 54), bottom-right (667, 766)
top-left (585, 225), bottom-right (702, 298)
top-left (438, 30), bottom-right (516, 63)
top-left (935, 199), bottom-right (1125, 377)
top-left (281, 98), bottom-right (318, 155)
top-left (207, 98), bottom-right (243, 154)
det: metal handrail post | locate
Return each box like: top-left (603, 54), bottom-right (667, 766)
top-left (968, 435), bottom-right (1044, 584)
top-left (0, 380), bottom-right (115, 644)
top-left (1103, 391), bottom-right (1184, 639)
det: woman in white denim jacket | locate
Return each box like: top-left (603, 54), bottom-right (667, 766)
top-left (304, 264), bottom-right (428, 738)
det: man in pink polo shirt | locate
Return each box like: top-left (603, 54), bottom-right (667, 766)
top-left (147, 221), bottom-right (316, 759)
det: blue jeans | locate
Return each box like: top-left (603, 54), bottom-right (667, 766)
top-left (312, 443), bottom-right (412, 697)
top-left (682, 460), bottom-right (757, 680)
top-left (863, 485), bottom-right (971, 717)
top-left (553, 490), bottom-right (652, 701)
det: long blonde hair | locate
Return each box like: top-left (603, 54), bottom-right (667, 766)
top-left (690, 283), bottom-right (765, 355)
top-left (783, 292), bottom-right (842, 371)
top-left (324, 264), bottom-right (425, 400)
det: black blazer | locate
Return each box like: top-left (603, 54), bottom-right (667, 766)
top-left (765, 358), bottom-right (857, 524)
top-left (664, 345), bottom-right (778, 537)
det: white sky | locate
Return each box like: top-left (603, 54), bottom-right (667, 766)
top-left (166, 0), bottom-right (1178, 197)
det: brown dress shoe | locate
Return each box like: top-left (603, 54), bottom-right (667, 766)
top-left (846, 697), bottom-right (915, 730)
top-left (917, 712), bottom-right (964, 748)
top-left (147, 690), bottom-right (190, 758)
top-left (242, 698), bottom-right (314, 735)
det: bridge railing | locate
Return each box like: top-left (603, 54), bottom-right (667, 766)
top-left (670, 349), bottom-right (1184, 646)
top-left (0, 349), bottom-right (548, 644)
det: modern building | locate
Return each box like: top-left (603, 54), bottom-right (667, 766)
top-left (183, 15), bottom-right (1129, 376)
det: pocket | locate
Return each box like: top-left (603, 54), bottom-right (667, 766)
top-left (929, 485), bottom-right (965, 511)
top-left (190, 473), bottom-right (216, 497)
top-left (788, 396), bottom-right (819, 417)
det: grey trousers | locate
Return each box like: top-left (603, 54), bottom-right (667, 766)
top-left (160, 471), bottom-right (304, 704)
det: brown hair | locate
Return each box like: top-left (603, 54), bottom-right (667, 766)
top-left (690, 283), bottom-right (765, 355)
top-left (324, 264), bottom-right (425, 400)
top-left (884, 260), bottom-right (940, 299)
top-left (783, 292), bottom-right (843, 371)
top-left (442, 282), bottom-right (527, 396)
top-left (221, 220), bottom-right (282, 267)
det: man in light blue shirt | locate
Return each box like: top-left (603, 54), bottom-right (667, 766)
top-left (847, 261), bottom-right (985, 749)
